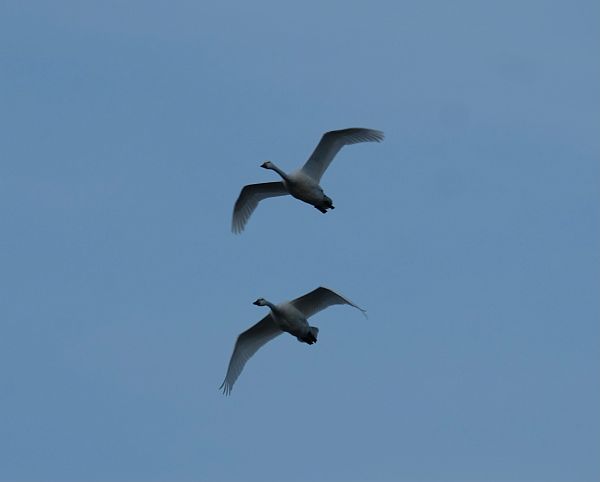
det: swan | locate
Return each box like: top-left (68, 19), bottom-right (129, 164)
top-left (220, 286), bottom-right (367, 395)
top-left (232, 128), bottom-right (384, 233)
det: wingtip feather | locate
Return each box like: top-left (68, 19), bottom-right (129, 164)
top-left (219, 380), bottom-right (232, 396)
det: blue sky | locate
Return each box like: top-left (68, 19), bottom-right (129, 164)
top-left (1, 1), bottom-right (599, 481)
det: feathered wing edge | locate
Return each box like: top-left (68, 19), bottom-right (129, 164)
top-left (231, 182), bottom-right (289, 234)
top-left (220, 315), bottom-right (282, 395)
top-left (290, 286), bottom-right (367, 319)
top-left (300, 128), bottom-right (384, 182)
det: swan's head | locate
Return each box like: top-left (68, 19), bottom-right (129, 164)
top-left (260, 161), bottom-right (274, 170)
top-left (252, 298), bottom-right (268, 306)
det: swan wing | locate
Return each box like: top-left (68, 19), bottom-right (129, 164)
top-left (220, 315), bottom-right (282, 395)
top-left (232, 182), bottom-right (288, 234)
top-left (291, 286), bottom-right (367, 319)
top-left (300, 128), bottom-right (384, 182)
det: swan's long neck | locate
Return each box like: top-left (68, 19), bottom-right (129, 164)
top-left (263, 300), bottom-right (277, 311)
top-left (267, 163), bottom-right (289, 182)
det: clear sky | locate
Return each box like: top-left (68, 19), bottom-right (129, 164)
top-left (1, 1), bottom-right (599, 481)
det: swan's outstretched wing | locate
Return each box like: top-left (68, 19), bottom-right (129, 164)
top-left (300, 128), bottom-right (384, 182)
top-left (291, 286), bottom-right (367, 319)
top-left (232, 182), bottom-right (288, 234)
top-left (220, 315), bottom-right (282, 395)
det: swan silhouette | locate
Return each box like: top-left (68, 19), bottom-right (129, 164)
top-left (220, 287), bottom-right (366, 395)
top-left (232, 128), bottom-right (384, 233)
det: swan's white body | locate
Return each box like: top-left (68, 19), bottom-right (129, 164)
top-left (220, 286), bottom-right (366, 395)
top-left (232, 128), bottom-right (384, 233)
top-left (268, 300), bottom-right (311, 339)
top-left (283, 170), bottom-right (326, 207)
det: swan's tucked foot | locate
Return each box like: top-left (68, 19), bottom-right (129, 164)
top-left (315, 195), bottom-right (334, 213)
top-left (298, 328), bottom-right (318, 345)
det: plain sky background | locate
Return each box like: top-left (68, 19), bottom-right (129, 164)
top-left (1, 1), bottom-right (599, 481)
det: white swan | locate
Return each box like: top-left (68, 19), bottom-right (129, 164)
top-left (232, 128), bottom-right (384, 233)
top-left (220, 286), bottom-right (367, 395)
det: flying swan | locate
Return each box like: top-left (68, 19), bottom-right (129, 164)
top-left (232, 128), bottom-right (384, 233)
top-left (220, 286), bottom-right (366, 395)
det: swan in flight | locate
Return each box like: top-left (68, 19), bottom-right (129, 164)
top-left (220, 286), bottom-right (367, 395)
top-left (232, 128), bottom-right (384, 233)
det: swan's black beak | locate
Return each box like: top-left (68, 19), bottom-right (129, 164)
top-left (260, 162), bottom-right (268, 169)
top-left (252, 300), bottom-right (261, 306)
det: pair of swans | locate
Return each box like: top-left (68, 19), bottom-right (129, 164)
top-left (221, 128), bottom-right (384, 394)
